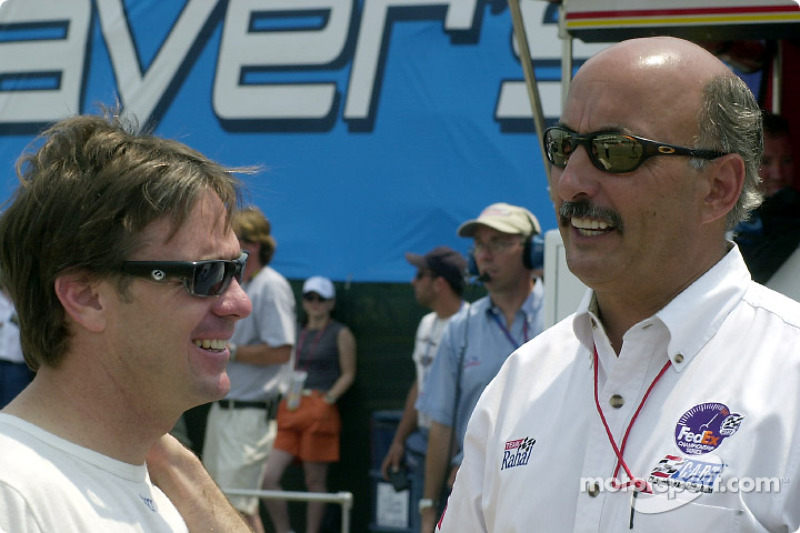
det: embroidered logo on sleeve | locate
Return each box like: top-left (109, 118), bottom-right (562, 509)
top-left (500, 436), bottom-right (536, 470)
top-left (675, 402), bottom-right (744, 455)
top-left (139, 494), bottom-right (157, 512)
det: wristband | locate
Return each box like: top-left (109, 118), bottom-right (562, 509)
top-left (418, 498), bottom-right (436, 513)
top-left (324, 393), bottom-right (336, 404)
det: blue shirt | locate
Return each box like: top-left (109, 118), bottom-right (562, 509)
top-left (415, 279), bottom-right (544, 464)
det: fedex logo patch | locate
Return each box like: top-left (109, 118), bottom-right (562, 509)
top-left (675, 403), bottom-right (744, 455)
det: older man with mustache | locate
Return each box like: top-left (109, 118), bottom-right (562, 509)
top-left (438, 37), bottom-right (800, 532)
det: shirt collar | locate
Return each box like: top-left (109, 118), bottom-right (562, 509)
top-left (655, 243), bottom-right (750, 371)
top-left (573, 244), bottom-right (750, 372)
top-left (573, 288), bottom-right (599, 353)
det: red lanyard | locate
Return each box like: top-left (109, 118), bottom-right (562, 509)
top-left (593, 345), bottom-right (671, 492)
top-left (296, 322), bottom-right (329, 372)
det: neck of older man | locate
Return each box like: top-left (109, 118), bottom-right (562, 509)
top-left (596, 240), bottom-right (730, 355)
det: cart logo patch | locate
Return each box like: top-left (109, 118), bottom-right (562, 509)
top-left (648, 453), bottom-right (723, 493)
top-left (633, 454), bottom-right (723, 514)
top-left (500, 436), bottom-right (536, 470)
top-left (675, 403), bottom-right (744, 455)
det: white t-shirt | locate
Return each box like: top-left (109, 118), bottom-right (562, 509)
top-left (0, 414), bottom-right (187, 532)
top-left (440, 247), bottom-right (800, 532)
top-left (412, 311), bottom-right (454, 429)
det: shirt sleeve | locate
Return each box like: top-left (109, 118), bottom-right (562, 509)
top-left (251, 280), bottom-right (296, 348)
top-left (436, 382), bottom-right (492, 533)
top-left (0, 484), bottom-right (46, 533)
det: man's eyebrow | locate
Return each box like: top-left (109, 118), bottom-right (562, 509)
top-left (552, 123), bottom-right (634, 134)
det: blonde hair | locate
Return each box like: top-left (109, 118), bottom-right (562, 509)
top-left (233, 206), bottom-right (276, 265)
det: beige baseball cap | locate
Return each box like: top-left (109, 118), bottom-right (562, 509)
top-left (457, 203), bottom-right (541, 237)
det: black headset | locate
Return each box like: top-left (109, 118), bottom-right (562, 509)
top-left (523, 233), bottom-right (545, 270)
top-left (467, 233), bottom-right (544, 278)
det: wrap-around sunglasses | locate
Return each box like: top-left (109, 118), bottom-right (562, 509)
top-left (544, 126), bottom-right (728, 173)
top-left (121, 250), bottom-right (249, 297)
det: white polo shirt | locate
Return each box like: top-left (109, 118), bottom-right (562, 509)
top-left (439, 246), bottom-right (800, 532)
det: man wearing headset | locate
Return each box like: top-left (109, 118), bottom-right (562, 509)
top-left (416, 202), bottom-right (545, 533)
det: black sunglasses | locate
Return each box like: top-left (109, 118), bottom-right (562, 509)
top-left (303, 292), bottom-right (328, 303)
top-left (120, 251), bottom-right (249, 297)
top-left (544, 126), bottom-right (728, 173)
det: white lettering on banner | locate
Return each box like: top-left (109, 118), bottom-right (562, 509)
top-left (0, 0), bottom-right (587, 128)
top-left (496, 1), bottom-right (606, 121)
top-left (214, 0), bottom-right (352, 120)
top-left (95, 0), bottom-right (219, 125)
top-left (0, 0), bottom-right (90, 122)
top-left (344, 0), bottom-right (478, 120)
top-left (497, 0), bottom-right (561, 120)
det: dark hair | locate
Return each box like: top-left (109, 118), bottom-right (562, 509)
top-left (0, 111), bottom-right (246, 370)
top-left (762, 110), bottom-right (791, 138)
top-left (442, 274), bottom-right (466, 297)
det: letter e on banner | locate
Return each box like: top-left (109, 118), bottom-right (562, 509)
top-left (0, 0), bottom-right (90, 124)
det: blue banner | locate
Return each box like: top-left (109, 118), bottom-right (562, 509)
top-left (0, 0), bottom-right (608, 282)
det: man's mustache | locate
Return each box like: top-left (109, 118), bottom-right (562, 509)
top-left (559, 200), bottom-right (623, 231)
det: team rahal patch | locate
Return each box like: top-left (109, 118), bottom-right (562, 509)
top-left (500, 436), bottom-right (536, 470)
top-left (675, 402), bottom-right (744, 455)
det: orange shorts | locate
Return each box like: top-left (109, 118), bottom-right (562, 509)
top-left (274, 391), bottom-right (341, 462)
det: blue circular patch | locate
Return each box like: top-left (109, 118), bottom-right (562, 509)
top-left (674, 402), bottom-right (744, 455)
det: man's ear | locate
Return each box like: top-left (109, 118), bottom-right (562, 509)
top-left (54, 272), bottom-right (108, 333)
top-left (702, 153), bottom-right (745, 225)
